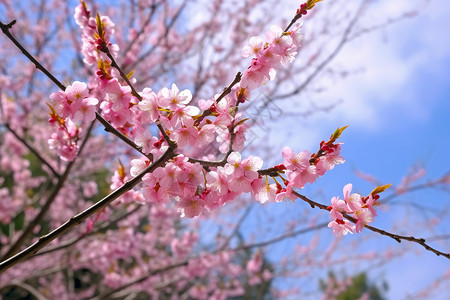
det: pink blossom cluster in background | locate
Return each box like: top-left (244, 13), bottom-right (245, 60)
top-left (240, 23), bottom-right (304, 91)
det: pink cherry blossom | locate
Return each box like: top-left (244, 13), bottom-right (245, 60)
top-left (224, 152), bottom-right (263, 180)
top-left (137, 88), bottom-right (160, 122)
top-left (246, 251), bottom-right (263, 273)
top-left (72, 97), bottom-right (99, 122)
top-left (282, 147), bottom-right (310, 171)
top-left (65, 81), bottom-right (89, 104)
top-left (159, 83), bottom-right (192, 110)
top-left (105, 78), bottom-right (133, 112)
top-left (240, 58), bottom-right (275, 91)
top-left (275, 184), bottom-right (296, 203)
top-left (362, 194), bottom-right (379, 217)
top-left (343, 183), bottom-right (363, 212)
top-left (171, 119), bottom-right (199, 147)
top-left (252, 179), bottom-right (277, 204)
top-left (134, 130), bottom-right (157, 155)
top-left (282, 148), bottom-right (318, 188)
top-left (176, 196), bottom-right (206, 218)
top-left (289, 21), bottom-right (304, 47)
top-left (354, 208), bottom-right (374, 233)
top-left (328, 196), bottom-right (350, 221)
top-left (130, 158), bottom-right (150, 177)
top-left (206, 167), bottom-right (230, 196)
top-left (223, 152), bottom-right (263, 193)
top-left (242, 36), bottom-right (264, 58)
top-left (197, 123), bottom-right (216, 146)
top-left (328, 219), bottom-right (354, 236)
top-left (265, 25), bottom-right (293, 55)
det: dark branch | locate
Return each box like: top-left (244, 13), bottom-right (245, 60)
top-left (291, 190), bottom-right (450, 259)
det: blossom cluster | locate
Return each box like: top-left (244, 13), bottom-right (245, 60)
top-left (327, 183), bottom-right (390, 236)
top-left (129, 137), bottom-right (345, 218)
top-left (47, 81), bottom-right (98, 160)
top-left (240, 23), bottom-right (304, 91)
top-left (74, 1), bottom-right (119, 65)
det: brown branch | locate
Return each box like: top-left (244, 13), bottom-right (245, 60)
top-left (215, 72), bottom-right (243, 105)
top-left (0, 20), bottom-right (66, 91)
top-left (0, 120), bottom-right (95, 261)
top-left (232, 221), bottom-right (329, 251)
top-left (90, 259), bottom-right (189, 300)
top-left (3, 123), bottom-right (60, 178)
top-left (217, 205), bottom-right (254, 251)
top-left (270, 0), bottom-right (369, 102)
top-left (34, 205), bottom-right (142, 256)
top-left (284, 11), bottom-right (304, 32)
top-left (258, 167), bottom-right (281, 177)
top-left (95, 112), bottom-right (152, 159)
top-left (102, 48), bottom-right (142, 101)
top-left (0, 147), bottom-right (176, 274)
top-left (156, 122), bottom-right (176, 148)
top-left (291, 190), bottom-right (450, 259)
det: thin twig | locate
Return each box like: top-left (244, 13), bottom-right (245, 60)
top-left (0, 20), bottom-right (66, 91)
top-left (90, 259), bottom-right (189, 300)
top-left (35, 205), bottom-right (142, 256)
top-left (95, 112), bottom-right (151, 159)
top-left (103, 49), bottom-right (142, 101)
top-left (217, 205), bottom-right (254, 251)
top-left (3, 123), bottom-right (60, 178)
top-left (291, 190), bottom-right (450, 259)
top-left (231, 221), bottom-right (329, 251)
top-left (1, 280), bottom-right (49, 300)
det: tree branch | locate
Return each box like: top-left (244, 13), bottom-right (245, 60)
top-left (34, 205), bottom-right (142, 256)
top-left (291, 190), bottom-right (450, 259)
top-left (0, 147), bottom-right (176, 274)
top-left (0, 20), bottom-right (66, 91)
top-left (2, 122), bottom-right (60, 178)
top-left (0, 120), bottom-right (95, 261)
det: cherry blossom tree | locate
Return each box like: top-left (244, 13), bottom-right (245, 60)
top-left (0, 0), bottom-right (449, 299)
